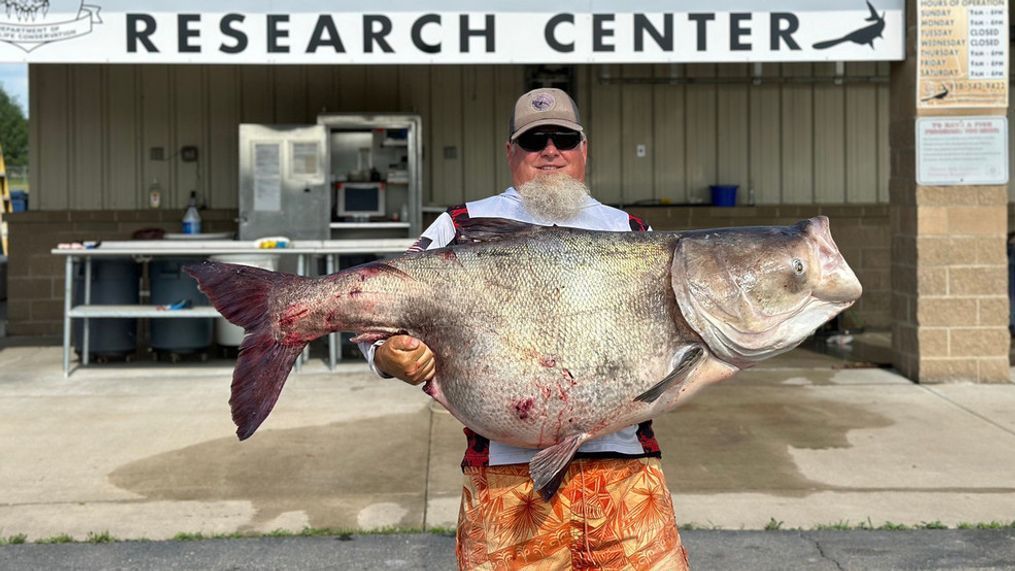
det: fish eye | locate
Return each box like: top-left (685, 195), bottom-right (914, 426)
top-left (792, 258), bottom-right (805, 275)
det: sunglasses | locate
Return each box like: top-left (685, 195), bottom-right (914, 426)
top-left (515, 129), bottom-right (583, 152)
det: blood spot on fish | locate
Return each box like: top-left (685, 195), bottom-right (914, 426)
top-left (278, 305), bottom-right (310, 328)
top-left (539, 355), bottom-right (557, 368)
top-left (439, 250), bottom-right (463, 267)
top-left (513, 398), bottom-right (535, 420)
top-left (282, 332), bottom-right (311, 345)
top-left (349, 288), bottom-right (363, 298)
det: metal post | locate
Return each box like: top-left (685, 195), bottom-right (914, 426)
top-left (327, 253), bottom-right (337, 371)
top-left (82, 256), bottom-right (92, 367)
top-left (63, 255), bottom-right (73, 377)
top-left (294, 254), bottom-right (304, 373)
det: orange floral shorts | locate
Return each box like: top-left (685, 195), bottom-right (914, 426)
top-left (456, 457), bottom-right (689, 570)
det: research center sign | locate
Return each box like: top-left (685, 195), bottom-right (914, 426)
top-left (0, 1), bottom-right (905, 64)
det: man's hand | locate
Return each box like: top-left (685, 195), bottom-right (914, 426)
top-left (375, 335), bottom-right (436, 386)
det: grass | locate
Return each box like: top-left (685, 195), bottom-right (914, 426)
top-left (169, 525), bottom-right (456, 543)
top-left (0, 534), bottom-right (27, 545)
top-left (34, 534), bottom-right (74, 544)
top-left (86, 531), bottom-right (115, 544)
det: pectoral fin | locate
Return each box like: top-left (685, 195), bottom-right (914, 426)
top-left (529, 433), bottom-right (587, 501)
top-left (634, 345), bottom-right (705, 404)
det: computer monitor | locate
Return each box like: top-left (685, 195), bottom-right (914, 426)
top-left (336, 182), bottom-right (385, 218)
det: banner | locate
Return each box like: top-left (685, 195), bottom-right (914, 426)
top-left (0, 1), bottom-right (905, 64)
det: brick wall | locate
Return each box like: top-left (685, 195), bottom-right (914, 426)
top-left (6, 210), bottom-right (237, 337)
top-left (5, 204), bottom-right (894, 337)
top-left (625, 204), bottom-right (891, 330)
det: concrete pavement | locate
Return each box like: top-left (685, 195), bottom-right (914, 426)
top-left (1, 337), bottom-right (1014, 545)
top-left (3, 530), bottom-right (1015, 570)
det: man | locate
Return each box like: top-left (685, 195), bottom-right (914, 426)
top-left (365, 88), bottom-right (689, 570)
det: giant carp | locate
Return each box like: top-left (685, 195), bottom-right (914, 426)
top-left (186, 216), bottom-right (862, 499)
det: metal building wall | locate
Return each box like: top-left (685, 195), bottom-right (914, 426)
top-left (29, 62), bottom-right (897, 211)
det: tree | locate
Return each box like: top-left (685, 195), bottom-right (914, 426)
top-left (0, 83), bottom-right (27, 168)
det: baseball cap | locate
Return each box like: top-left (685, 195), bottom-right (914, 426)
top-left (508, 88), bottom-right (584, 141)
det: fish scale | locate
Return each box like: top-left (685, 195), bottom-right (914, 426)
top-left (186, 216), bottom-right (862, 499)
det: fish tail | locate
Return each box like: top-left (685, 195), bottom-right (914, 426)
top-left (813, 38), bottom-right (845, 50)
top-left (184, 261), bottom-right (311, 440)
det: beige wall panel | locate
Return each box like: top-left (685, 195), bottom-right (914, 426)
top-left (574, 65), bottom-right (592, 130)
top-left (336, 66), bottom-right (367, 111)
top-left (621, 65), bottom-right (655, 204)
top-left (493, 65), bottom-right (524, 191)
top-left (35, 65), bottom-right (70, 210)
top-left (430, 66), bottom-right (463, 207)
top-left (106, 65), bottom-right (140, 210)
top-left (462, 66), bottom-right (497, 201)
top-left (397, 66), bottom-right (431, 203)
top-left (30, 62), bottom-right (908, 212)
top-left (588, 65), bottom-right (622, 205)
top-left (207, 66), bottom-right (239, 210)
top-left (813, 63), bottom-right (846, 203)
top-left (748, 66), bottom-right (782, 204)
top-left (71, 65), bottom-right (104, 210)
top-left (306, 66), bottom-right (337, 116)
top-left (685, 64), bottom-right (717, 204)
top-left (781, 64), bottom-right (814, 204)
top-left (716, 64), bottom-right (750, 201)
top-left (28, 66), bottom-right (40, 205)
top-left (877, 84), bottom-right (889, 203)
top-left (365, 66), bottom-right (400, 112)
top-left (651, 65), bottom-right (686, 204)
top-left (142, 65), bottom-right (173, 208)
top-left (274, 66), bottom-right (308, 123)
top-left (174, 66), bottom-right (206, 211)
top-left (845, 63), bottom-right (878, 203)
top-left (240, 66), bottom-right (273, 123)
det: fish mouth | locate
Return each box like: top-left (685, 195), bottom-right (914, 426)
top-left (803, 216), bottom-right (863, 304)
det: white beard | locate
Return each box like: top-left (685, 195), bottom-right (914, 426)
top-left (515, 173), bottom-right (591, 223)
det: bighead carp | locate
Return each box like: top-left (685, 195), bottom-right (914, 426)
top-left (186, 216), bottom-right (861, 499)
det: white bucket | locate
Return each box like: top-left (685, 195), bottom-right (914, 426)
top-left (209, 254), bottom-right (280, 346)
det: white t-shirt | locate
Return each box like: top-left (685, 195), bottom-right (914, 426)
top-left (367, 187), bottom-right (649, 465)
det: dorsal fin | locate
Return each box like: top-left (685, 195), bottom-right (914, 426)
top-left (453, 217), bottom-right (558, 245)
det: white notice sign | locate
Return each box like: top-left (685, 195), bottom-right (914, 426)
top-left (916, 117), bottom-right (1008, 185)
top-left (253, 142), bottom-right (282, 212)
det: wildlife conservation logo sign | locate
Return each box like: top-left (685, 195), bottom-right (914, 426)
top-left (0, 1), bottom-right (903, 64)
top-left (0, 1), bottom-right (102, 52)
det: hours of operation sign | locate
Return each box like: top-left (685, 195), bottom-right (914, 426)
top-left (917, 0), bottom-right (1008, 108)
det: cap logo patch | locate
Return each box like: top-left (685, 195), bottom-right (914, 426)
top-left (531, 93), bottom-right (555, 111)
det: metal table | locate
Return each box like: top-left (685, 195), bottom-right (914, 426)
top-left (52, 239), bottom-right (414, 377)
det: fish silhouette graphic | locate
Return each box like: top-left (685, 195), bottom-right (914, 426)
top-left (813, 1), bottom-right (885, 50)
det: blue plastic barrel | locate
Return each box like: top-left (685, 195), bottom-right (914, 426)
top-left (150, 258), bottom-right (212, 354)
top-left (709, 185), bottom-right (738, 207)
top-left (73, 259), bottom-right (139, 358)
top-left (9, 191), bottom-right (27, 212)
